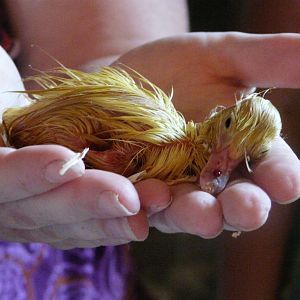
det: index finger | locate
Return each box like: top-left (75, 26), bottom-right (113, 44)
top-left (0, 145), bottom-right (85, 202)
top-left (212, 32), bottom-right (300, 88)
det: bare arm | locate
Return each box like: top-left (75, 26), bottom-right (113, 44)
top-left (5, 0), bottom-right (188, 74)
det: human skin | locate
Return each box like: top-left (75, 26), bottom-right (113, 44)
top-left (1, 1), bottom-right (300, 250)
top-left (115, 32), bottom-right (300, 234)
top-left (0, 0), bottom-right (188, 249)
top-left (218, 3), bottom-right (300, 299)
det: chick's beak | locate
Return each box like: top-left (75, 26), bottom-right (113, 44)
top-left (197, 146), bottom-right (243, 195)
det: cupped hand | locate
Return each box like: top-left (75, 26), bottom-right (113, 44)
top-left (0, 144), bottom-right (154, 249)
top-left (0, 47), bottom-right (161, 249)
top-left (115, 32), bottom-right (300, 237)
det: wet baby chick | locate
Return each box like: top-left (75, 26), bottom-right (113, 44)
top-left (1, 67), bottom-right (282, 195)
top-left (198, 95), bottom-right (282, 194)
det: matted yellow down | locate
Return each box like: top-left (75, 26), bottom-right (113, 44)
top-left (1, 66), bottom-right (282, 191)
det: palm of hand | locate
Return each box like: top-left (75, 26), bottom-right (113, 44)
top-left (116, 32), bottom-right (300, 236)
top-left (116, 33), bottom-right (255, 121)
top-left (0, 32), bottom-right (299, 247)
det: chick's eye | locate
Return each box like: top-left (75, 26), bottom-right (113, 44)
top-left (225, 117), bottom-right (231, 128)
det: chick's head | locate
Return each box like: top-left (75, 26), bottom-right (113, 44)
top-left (198, 94), bottom-right (282, 194)
top-left (212, 95), bottom-right (281, 160)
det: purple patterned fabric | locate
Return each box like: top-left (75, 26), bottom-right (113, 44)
top-left (0, 242), bottom-right (131, 299)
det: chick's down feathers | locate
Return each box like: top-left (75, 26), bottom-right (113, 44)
top-left (1, 66), bottom-right (282, 194)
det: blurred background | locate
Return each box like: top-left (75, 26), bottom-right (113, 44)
top-left (132, 1), bottom-right (300, 299)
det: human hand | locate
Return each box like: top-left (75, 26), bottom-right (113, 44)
top-left (115, 32), bottom-right (300, 237)
top-left (0, 47), bottom-right (160, 249)
top-left (0, 144), bottom-right (153, 249)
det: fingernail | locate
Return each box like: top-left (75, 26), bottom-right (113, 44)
top-left (147, 197), bottom-right (172, 216)
top-left (127, 211), bottom-right (149, 241)
top-left (103, 217), bottom-right (140, 241)
top-left (44, 159), bottom-right (85, 183)
top-left (223, 222), bottom-right (240, 231)
top-left (98, 191), bottom-right (137, 216)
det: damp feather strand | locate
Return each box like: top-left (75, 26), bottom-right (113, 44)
top-left (1, 66), bottom-right (282, 193)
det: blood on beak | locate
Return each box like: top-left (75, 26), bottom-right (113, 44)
top-left (198, 146), bottom-right (243, 195)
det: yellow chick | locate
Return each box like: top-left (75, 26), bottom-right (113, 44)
top-left (198, 95), bottom-right (282, 193)
top-left (1, 66), bottom-right (282, 194)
